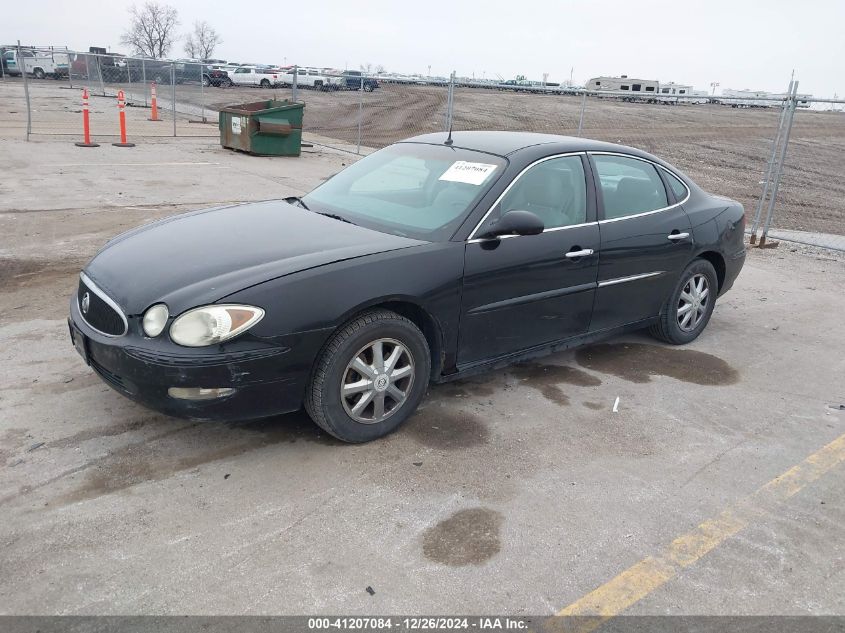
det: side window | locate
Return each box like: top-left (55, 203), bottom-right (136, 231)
top-left (486, 156), bottom-right (587, 231)
top-left (592, 155), bottom-right (669, 219)
top-left (662, 169), bottom-right (689, 201)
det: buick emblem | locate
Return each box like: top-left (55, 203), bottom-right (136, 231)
top-left (81, 292), bottom-right (90, 314)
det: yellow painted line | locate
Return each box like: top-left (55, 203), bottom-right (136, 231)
top-left (557, 432), bottom-right (845, 626)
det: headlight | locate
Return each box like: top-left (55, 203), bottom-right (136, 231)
top-left (142, 303), bottom-right (169, 337)
top-left (169, 304), bottom-right (264, 347)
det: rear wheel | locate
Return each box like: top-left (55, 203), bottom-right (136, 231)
top-left (202, 75), bottom-right (210, 87)
top-left (650, 259), bottom-right (718, 345)
top-left (260, 78), bottom-right (270, 88)
top-left (305, 309), bottom-right (431, 443)
top-left (33, 68), bottom-right (45, 79)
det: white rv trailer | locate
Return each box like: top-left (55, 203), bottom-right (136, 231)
top-left (587, 75), bottom-right (660, 100)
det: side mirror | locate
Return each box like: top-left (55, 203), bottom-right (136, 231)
top-left (484, 209), bottom-right (545, 238)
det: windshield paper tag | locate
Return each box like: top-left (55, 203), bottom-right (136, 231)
top-left (438, 161), bottom-right (498, 185)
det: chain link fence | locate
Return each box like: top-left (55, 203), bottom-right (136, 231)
top-left (2, 45), bottom-right (844, 251)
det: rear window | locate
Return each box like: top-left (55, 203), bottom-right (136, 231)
top-left (662, 169), bottom-right (689, 201)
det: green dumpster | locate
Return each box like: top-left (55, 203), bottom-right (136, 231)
top-left (218, 99), bottom-right (304, 156)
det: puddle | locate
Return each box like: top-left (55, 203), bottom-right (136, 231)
top-left (403, 407), bottom-right (489, 449)
top-left (422, 507), bottom-right (503, 566)
top-left (510, 363), bottom-right (602, 406)
top-left (39, 412), bottom-right (336, 505)
top-left (576, 343), bottom-right (739, 385)
top-left (431, 378), bottom-right (496, 399)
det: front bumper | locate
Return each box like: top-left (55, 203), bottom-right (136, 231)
top-left (69, 299), bottom-right (325, 422)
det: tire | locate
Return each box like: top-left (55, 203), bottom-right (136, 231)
top-left (650, 258), bottom-right (718, 345)
top-left (33, 68), bottom-right (45, 79)
top-left (260, 78), bottom-right (270, 88)
top-left (364, 84), bottom-right (374, 92)
top-left (225, 78), bottom-right (233, 87)
top-left (202, 75), bottom-right (210, 87)
top-left (305, 309), bottom-right (431, 443)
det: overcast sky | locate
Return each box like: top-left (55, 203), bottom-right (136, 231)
top-left (7, 0), bottom-right (844, 96)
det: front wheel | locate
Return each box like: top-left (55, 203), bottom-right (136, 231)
top-left (650, 258), bottom-right (718, 345)
top-left (305, 309), bottom-right (431, 443)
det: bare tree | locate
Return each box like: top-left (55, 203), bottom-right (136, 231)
top-left (184, 21), bottom-right (222, 60)
top-left (359, 62), bottom-right (373, 74)
top-left (375, 64), bottom-right (386, 74)
top-left (121, 2), bottom-right (180, 58)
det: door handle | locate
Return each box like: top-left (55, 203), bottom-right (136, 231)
top-left (565, 249), bottom-right (594, 258)
top-left (667, 232), bottom-right (690, 241)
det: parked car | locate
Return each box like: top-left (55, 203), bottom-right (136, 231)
top-left (342, 70), bottom-right (379, 91)
top-left (68, 132), bottom-right (746, 443)
top-left (279, 66), bottom-right (341, 90)
top-left (229, 66), bottom-right (283, 88)
top-left (203, 66), bottom-right (230, 87)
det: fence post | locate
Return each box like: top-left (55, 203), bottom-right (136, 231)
top-left (444, 71), bottom-right (455, 132)
top-left (142, 59), bottom-right (147, 107)
top-left (17, 42), bottom-right (31, 141)
top-left (356, 76), bottom-right (364, 154)
top-left (200, 63), bottom-right (206, 123)
top-left (749, 80), bottom-right (792, 244)
top-left (125, 54), bottom-right (133, 101)
top-left (577, 91), bottom-right (587, 136)
top-left (171, 62), bottom-right (176, 137)
top-left (292, 65), bottom-right (298, 102)
top-left (97, 54), bottom-right (105, 97)
top-left (66, 45), bottom-right (72, 88)
top-left (758, 81), bottom-right (798, 247)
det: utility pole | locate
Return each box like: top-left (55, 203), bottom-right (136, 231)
top-left (710, 81), bottom-right (720, 96)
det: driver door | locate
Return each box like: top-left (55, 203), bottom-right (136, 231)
top-left (458, 154), bottom-right (600, 366)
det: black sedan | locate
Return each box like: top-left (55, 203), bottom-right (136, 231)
top-left (68, 132), bottom-right (746, 442)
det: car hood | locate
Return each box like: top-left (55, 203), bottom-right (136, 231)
top-left (84, 200), bottom-right (425, 315)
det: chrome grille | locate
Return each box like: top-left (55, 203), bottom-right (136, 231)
top-left (77, 274), bottom-right (128, 336)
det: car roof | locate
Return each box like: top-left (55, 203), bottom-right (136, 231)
top-left (401, 131), bottom-right (653, 159)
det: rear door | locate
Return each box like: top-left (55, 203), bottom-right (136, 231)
top-left (588, 152), bottom-right (693, 332)
top-left (458, 154), bottom-right (600, 366)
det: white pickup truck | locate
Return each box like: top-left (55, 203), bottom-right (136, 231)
top-left (228, 66), bottom-right (284, 88)
top-left (1, 48), bottom-right (69, 78)
top-left (278, 67), bottom-right (341, 91)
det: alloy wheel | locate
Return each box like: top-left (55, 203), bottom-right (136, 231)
top-left (341, 338), bottom-right (415, 424)
top-left (677, 273), bottom-right (710, 332)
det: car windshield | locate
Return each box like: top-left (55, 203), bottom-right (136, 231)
top-left (302, 143), bottom-right (507, 241)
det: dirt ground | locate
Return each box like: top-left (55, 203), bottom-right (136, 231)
top-left (222, 83), bottom-right (845, 237)
top-left (1, 107), bottom-right (844, 614)
top-left (4, 77), bottom-right (845, 236)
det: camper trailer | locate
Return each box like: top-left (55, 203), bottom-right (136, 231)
top-left (587, 75), bottom-right (660, 100)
